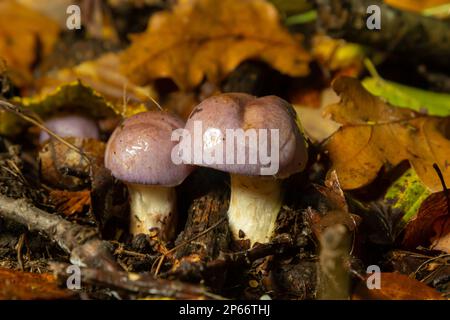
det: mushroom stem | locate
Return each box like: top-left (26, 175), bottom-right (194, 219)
top-left (228, 174), bottom-right (283, 245)
top-left (126, 183), bottom-right (177, 241)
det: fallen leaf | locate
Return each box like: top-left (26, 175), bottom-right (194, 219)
top-left (0, 268), bottom-right (73, 300)
top-left (362, 77), bottom-right (450, 117)
top-left (385, 0), bottom-right (450, 12)
top-left (121, 0), bottom-right (310, 90)
top-left (306, 171), bottom-right (360, 239)
top-left (352, 272), bottom-right (444, 300)
top-left (39, 137), bottom-right (106, 190)
top-left (16, 81), bottom-right (117, 119)
top-left (49, 189), bottom-right (91, 216)
top-left (402, 191), bottom-right (450, 252)
top-left (384, 168), bottom-right (431, 225)
top-left (36, 53), bottom-right (157, 115)
top-left (325, 77), bottom-right (450, 192)
top-left (312, 35), bottom-right (365, 74)
top-left (293, 88), bottom-right (341, 143)
top-left (0, 1), bottom-right (60, 86)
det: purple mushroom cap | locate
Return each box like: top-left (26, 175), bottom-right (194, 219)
top-left (180, 93), bottom-right (308, 178)
top-left (40, 115), bottom-right (100, 143)
top-left (105, 111), bottom-right (193, 186)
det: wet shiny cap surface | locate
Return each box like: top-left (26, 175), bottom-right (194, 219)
top-left (182, 93), bottom-right (308, 178)
top-left (105, 111), bottom-right (193, 186)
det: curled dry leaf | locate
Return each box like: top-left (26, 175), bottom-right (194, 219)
top-left (402, 191), bottom-right (450, 253)
top-left (0, 1), bottom-right (59, 86)
top-left (39, 137), bottom-right (106, 190)
top-left (36, 53), bottom-right (157, 116)
top-left (121, 0), bottom-right (310, 90)
top-left (325, 77), bottom-right (450, 192)
top-left (49, 189), bottom-right (91, 217)
top-left (0, 268), bottom-right (73, 300)
top-left (352, 272), bottom-right (444, 300)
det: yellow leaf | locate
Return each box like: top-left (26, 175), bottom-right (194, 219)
top-left (121, 0), bottom-right (310, 90)
top-left (325, 77), bottom-right (450, 192)
top-left (0, 1), bottom-right (60, 86)
top-left (36, 53), bottom-right (156, 117)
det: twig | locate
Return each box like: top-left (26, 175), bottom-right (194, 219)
top-left (0, 99), bottom-right (90, 162)
top-left (0, 193), bottom-right (120, 271)
top-left (317, 224), bottom-right (351, 300)
top-left (153, 217), bottom-right (227, 276)
top-left (205, 234), bottom-right (294, 271)
top-left (51, 262), bottom-right (226, 300)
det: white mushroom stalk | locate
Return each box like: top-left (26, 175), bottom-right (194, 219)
top-left (127, 184), bottom-right (177, 241)
top-left (228, 174), bottom-right (282, 245)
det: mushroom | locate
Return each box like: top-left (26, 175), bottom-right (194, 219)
top-left (105, 111), bottom-right (193, 240)
top-left (39, 114), bottom-right (100, 144)
top-left (179, 93), bottom-right (308, 245)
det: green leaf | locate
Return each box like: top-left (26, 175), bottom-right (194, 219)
top-left (384, 168), bottom-right (431, 225)
top-left (362, 77), bottom-right (450, 117)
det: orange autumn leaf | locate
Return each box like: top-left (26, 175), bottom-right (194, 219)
top-left (324, 77), bottom-right (450, 192)
top-left (0, 268), bottom-right (73, 300)
top-left (121, 0), bottom-right (310, 91)
top-left (385, 0), bottom-right (449, 12)
top-left (353, 272), bottom-right (444, 300)
top-left (49, 189), bottom-right (91, 217)
top-left (0, 1), bottom-right (60, 86)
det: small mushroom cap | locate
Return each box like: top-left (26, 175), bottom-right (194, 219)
top-left (40, 115), bottom-right (100, 143)
top-left (105, 111), bottom-right (193, 186)
top-left (181, 93), bottom-right (308, 178)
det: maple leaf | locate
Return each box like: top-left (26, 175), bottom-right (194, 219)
top-left (121, 0), bottom-right (310, 90)
top-left (324, 77), bottom-right (450, 192)
top-left (0, 1), bottom-right (60, 86)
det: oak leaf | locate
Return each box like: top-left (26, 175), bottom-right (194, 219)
top-left (325, 77), bottom-right (450, 192)
top-left (121, 0), bottom-right (310, 90)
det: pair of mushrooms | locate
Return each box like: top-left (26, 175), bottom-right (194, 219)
top-left (103, 93), bottom-right (308, 245)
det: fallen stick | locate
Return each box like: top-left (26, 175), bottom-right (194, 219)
top-left (0, 193), bottom-right (120, 271)
top-left (51, 262), bottom-right (225, 300)
top-left (315, 0), bottom-right (450, 70)
top-left (317, 224), bottom-right (351, 300)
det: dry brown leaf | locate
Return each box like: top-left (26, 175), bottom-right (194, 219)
top-left (39, 137), bottom-right (106, 190)
top-left (324, 77), bottom-right (450, 192)
top-left (49, 189), bottom-right (91, 217)
top-left (121, 0), bottom-right (310, 90)
top-left (353, 272), bottom-right (444, 300)
top-left (402, 192), bottom-right (450, 252)
top-left (0, 1), bottom-right (60, 86)
top-left (0, 268), bottom-right (73, 300)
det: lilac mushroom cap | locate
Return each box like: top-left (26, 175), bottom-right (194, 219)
top-left (181, 93), bottom-right (308, 178)
top-left (105, 111), bottom-right (193, 186)
top-left (40, 115), bottom-right (100, 144)
top-left (104, 111), bottom-right (193, 239)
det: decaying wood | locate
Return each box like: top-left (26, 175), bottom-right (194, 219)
top-left (206, 234), bottom-right (294, 271)
top-left (169, 190), bottom-right (230, 283)
top-left (315, 0), bottom-right (450, 70)
top-left (51, 262), bottom-right (225, 300)
top-left (317, 224), bottom-right (351, 300)
top-left (174, 190), bottom-right (230, 261)
top-left (0, 193), bottom-right (120, 272)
